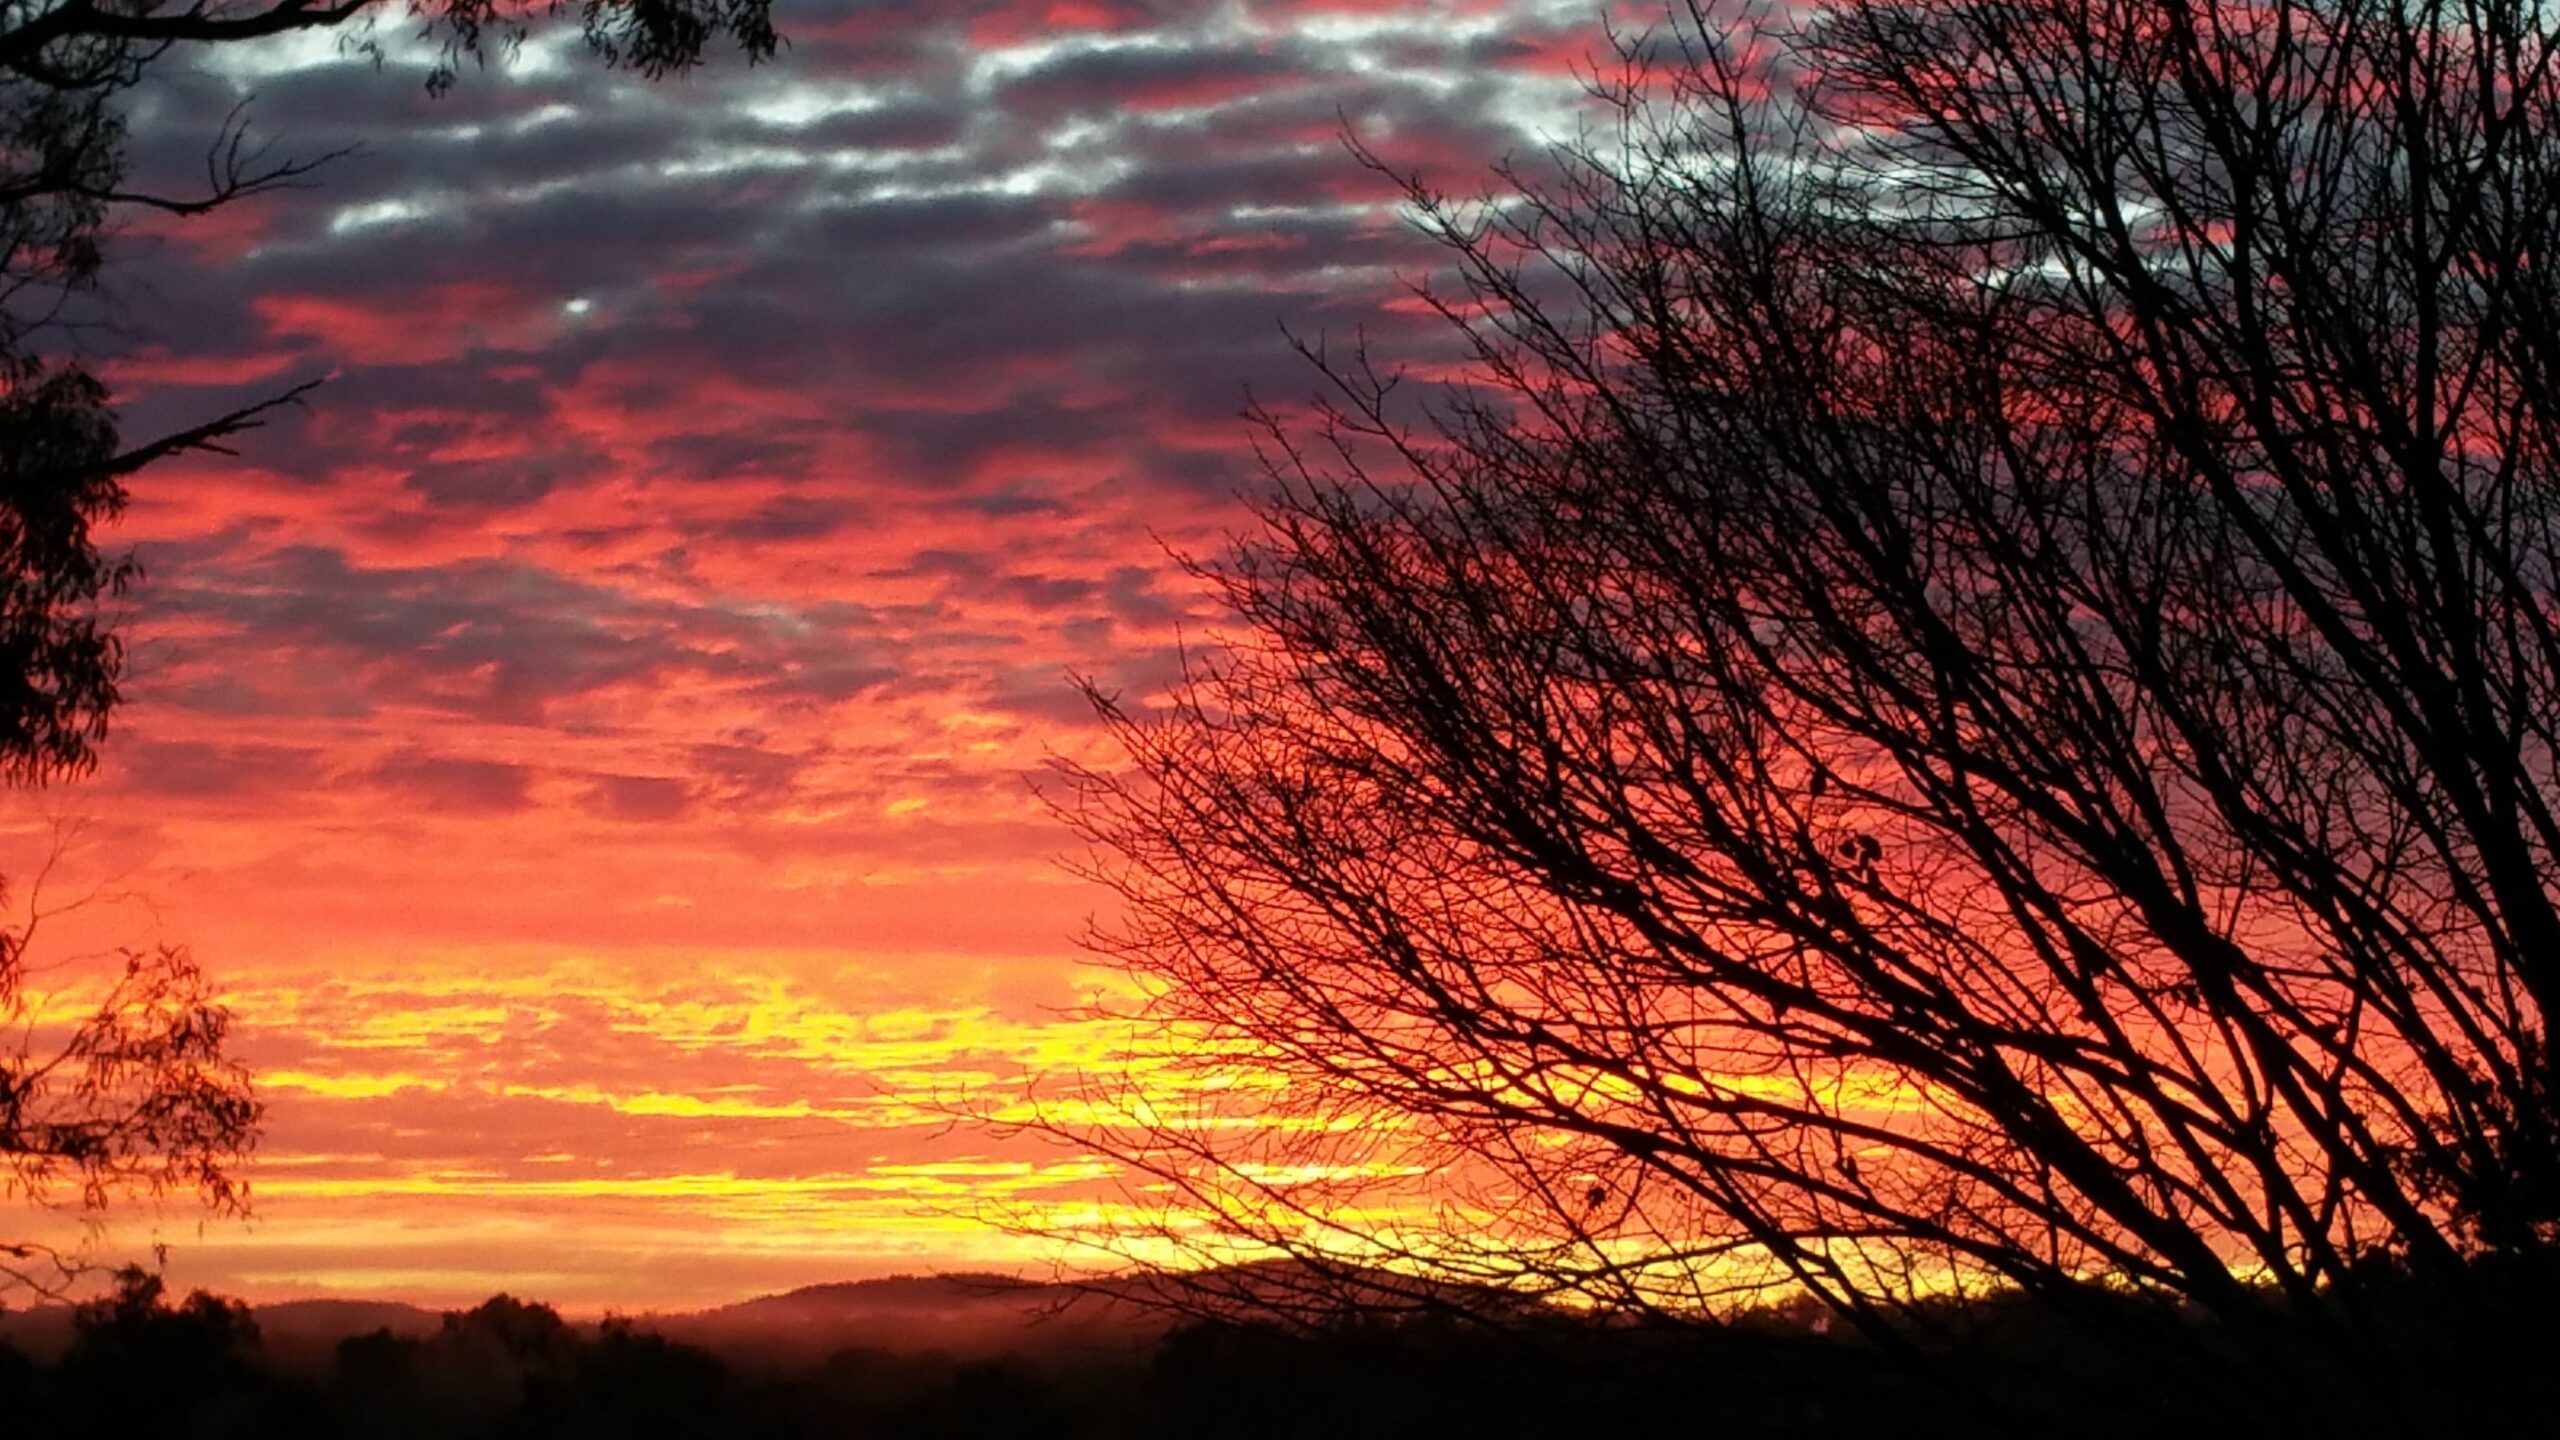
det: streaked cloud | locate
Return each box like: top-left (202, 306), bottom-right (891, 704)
top-left (14, 0), bottom-right (1639, 1309)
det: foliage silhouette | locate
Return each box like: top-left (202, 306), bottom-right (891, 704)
top-left (6, 1272), bottom-right (2547, 1438)
top-left (0, 924), bottom-right (259, 1296)
top-left (1044, 0), bottom-right (2560, 1428)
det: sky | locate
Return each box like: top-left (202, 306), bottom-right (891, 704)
top-left (1, 0), bottom-right (1636, 1311)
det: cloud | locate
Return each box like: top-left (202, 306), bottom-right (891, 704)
top-left (365, 751), bottom-right (537, 814)
top-left (583, 773), bottom-right (695, 822)
top-left (62, 0), bottom-right (1611, 1307)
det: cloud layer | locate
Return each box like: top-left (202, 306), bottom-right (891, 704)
top-left (9, 0), bottom-right (1634, 1309)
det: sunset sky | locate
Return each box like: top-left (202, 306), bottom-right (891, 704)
top-left (2, 1), bottom-right (1629, 1311)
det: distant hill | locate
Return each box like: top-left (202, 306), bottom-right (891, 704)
top-left (0, 1261), bottom-right (1529, 1369)
top-left (0, 1293), bottom-right (441, 1365)
top-left (252, 1298), bottom-right (445, 1366)
top-left (0, 1304), bottom-right (72, 1360)
top-left (0, 1272), bottom-right (1164, 1368)
top-left (655, 1271), bottom-right (1168, 1367)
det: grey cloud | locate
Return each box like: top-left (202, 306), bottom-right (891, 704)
top-left (366, 750), bottom-right (537, 813)
top-left (584, 772), bottom-right (695, 822)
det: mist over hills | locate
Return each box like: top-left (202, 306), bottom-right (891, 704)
top-left (0, 1271), bottom-right (1168, 1368)
top-left (0, 1264), bottom-right (1946, 1439)
top-left (8, 1260), bottom-right (2548, 1436)
top-left (1, 1259), bottom-right (1544, 1371)
top-left (658, 1272), bottom-right (1168, 1367)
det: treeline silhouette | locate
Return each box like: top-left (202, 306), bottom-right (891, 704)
top-left (4, 1260), bottom-right (2555, 1438)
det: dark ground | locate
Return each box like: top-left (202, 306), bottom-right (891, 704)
top-left (5, 1263), bottom-right (2555, 1439)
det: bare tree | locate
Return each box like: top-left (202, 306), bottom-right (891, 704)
top-left (1053, 0), bottom-right (2560, 1423)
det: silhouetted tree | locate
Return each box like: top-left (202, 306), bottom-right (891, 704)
top-left (1, 926), bottom-right (259, 1296)
top-left (49, 1265), bottom-right (270, 1432)
top-left (1054, 0), bottom-right (2560, 1426)
top-left (1, 0), bottom-right (776, 1293)
top-left (0, 1272), bottom-right (2304, 1440)
top-left (540, 1319), bottom-right (732, 1440)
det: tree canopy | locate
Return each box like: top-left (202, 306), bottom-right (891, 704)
top-left (1056, 0), bottom-right (2560, 1427)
